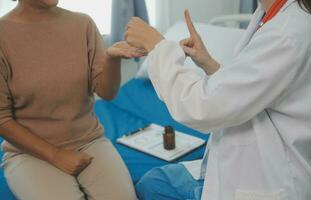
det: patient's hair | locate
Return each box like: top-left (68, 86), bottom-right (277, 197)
top-left (297, 0), bottom-right (311, 13)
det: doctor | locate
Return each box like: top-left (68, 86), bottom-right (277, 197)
top-left (125, 0), bottom-right (311, 199)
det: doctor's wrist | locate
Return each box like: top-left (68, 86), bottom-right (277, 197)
top-left (202, 59), bottom-right (220, 75)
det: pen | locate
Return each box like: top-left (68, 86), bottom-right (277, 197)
top-left (125, 125), bottom-right (150, 136)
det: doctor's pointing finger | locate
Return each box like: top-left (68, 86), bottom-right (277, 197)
top-left (181, 10), bottom-right (220, 75)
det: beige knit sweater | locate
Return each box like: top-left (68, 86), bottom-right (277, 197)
top-left (0, 9), bottom-right (107, 154)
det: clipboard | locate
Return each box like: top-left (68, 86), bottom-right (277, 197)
top-left (117, 124), bottom-right (206, 162)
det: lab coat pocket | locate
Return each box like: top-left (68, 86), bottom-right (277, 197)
top-left (221, 121), bottom-right (257, 146)
top-left (235, 189), bottom-right (288, 200)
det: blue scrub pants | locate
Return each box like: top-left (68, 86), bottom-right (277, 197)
top-left (135, 164), bottom-right (204, 200)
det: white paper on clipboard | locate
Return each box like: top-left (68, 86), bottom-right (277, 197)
top-left (117, 124), bottom-right (206, 162)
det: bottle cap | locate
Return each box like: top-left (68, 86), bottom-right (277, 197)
top-left (164, 126), bottom-right (174, 134)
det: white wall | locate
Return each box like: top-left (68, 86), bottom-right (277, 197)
top-left (155, 0), bottom-right (240, 32)
top-left (0, 0), bottom-right (17, 17)
top-left (170, 0), bottom-right (240, 23)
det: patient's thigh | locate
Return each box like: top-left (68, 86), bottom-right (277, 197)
top-left (3, 154), bottom-right (85, 200)
top-left (77, 137), bottom-right (137, 200)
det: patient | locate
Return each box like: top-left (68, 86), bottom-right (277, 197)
top-left (0, 0), bottom-right (144, 199)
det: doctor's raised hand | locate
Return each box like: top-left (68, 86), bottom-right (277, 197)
top-left (125, 17), bottom-right (165, 52)
top-left (180, 10), bottom-right (220, 75)
top-left (125, 11), bottom-right (220, 75)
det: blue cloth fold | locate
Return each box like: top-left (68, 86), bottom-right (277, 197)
top-left (136, 164), bottom-right (204, 200)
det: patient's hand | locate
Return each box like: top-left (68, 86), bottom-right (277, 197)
top-left (106, 41), bottom-right (147, 59)
top-left (125, 17), bottom-right (164, 52)
top-left (180, 10), bottom-right (220, 75)
top-left (49, 148), bottom-right (93, 176)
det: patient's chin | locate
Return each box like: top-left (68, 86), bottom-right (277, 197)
top-left (39, 0), bottom-right (59, 8)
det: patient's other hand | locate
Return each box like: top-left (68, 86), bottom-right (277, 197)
top-left (125, 17), bottom-right (164, 52)
top-left (106, 41), bottom-right (147, 59)
top-left (180, 10), bottom-right (220, 75)
top-left (49, 148), bottom-right (93, 176)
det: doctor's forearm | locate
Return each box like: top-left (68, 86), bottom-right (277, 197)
top-left (95, 56), bottom-right (121, 100)
top-left (147, 41), bottom-right (227, 131)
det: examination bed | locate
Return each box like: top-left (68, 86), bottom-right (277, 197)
top-left (0, 78), bottom-right (209, 199)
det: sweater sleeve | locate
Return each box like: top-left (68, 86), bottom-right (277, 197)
top-left (0, 49), bottom-right (13, 125)
top-left (86, 16), bottom-right (107, 93)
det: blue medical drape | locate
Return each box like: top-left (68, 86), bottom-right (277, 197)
top-left (109, 0), bottom-right (149, 46)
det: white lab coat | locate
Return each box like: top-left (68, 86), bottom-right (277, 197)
top-left (146, 0), bottom-right (311, 199)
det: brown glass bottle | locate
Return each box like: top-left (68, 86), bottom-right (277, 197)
top-left (163, 126), bottom-right (176, 150)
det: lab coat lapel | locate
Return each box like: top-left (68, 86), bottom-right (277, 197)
top-left (281, 0), bottom-right (296, 11)
top-left (234, 3), bottom-right (265, 54)
top-left (234, 0), bottom-right (296, 55)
